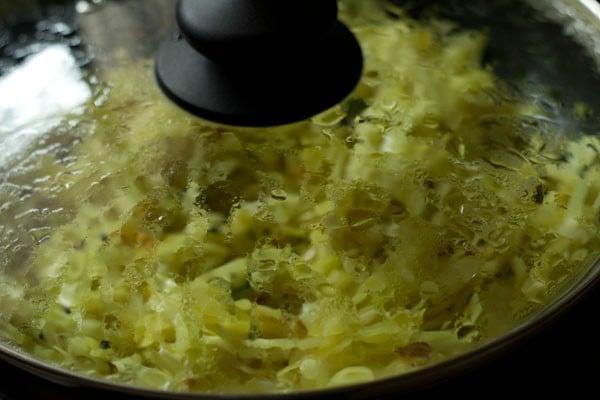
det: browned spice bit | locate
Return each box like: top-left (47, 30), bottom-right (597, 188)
top-left (293, 320), bottom-right (308, 339)
top-left (256, 292), bottom-right (270, 305)
top-left (395, 342), bottom-right (432, 358)
top-left (104, 314), bottom-right (120, 330)
top-left (533, 184), bottom-right (546, 204)
top-left (91, 277), bottom-right (101, 291)
top-left (73, 239), bottom-right (86, 250)
top-left (107, 362), bottom-right (118, 374)
top-left (247, 358), bottom-right (263, 370)
top-left (184, 378), bottom-right (197, 389)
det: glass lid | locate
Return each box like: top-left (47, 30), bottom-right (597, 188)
top-left (0, 0), bottom-right (599, 397)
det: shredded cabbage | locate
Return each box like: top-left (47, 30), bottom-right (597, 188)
top-left (1, 0), bottom-right (599, 394)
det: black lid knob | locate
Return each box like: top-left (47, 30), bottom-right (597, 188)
top-left (177, 0), bottom-right (338, 61)
top-left (155, 0), bottom-right (363, 127)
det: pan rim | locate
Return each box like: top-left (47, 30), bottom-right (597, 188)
top-left (1, 0), bottom-right (600, 398)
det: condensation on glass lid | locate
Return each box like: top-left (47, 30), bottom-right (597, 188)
top-left (75, 0), bottom-right (106, 15)
top-left (0, 44), bottom-right (92, 167)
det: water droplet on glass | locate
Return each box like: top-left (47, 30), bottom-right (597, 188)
top-left (423, 119), bottom-right (439, 129)
top-left (346, 209), bottom-right (377, 230)
top-left (36, 20), bottom-right (75, 36)
top-left (312, 107), bottom-right (347, 127)
top-left (29, 227), bottom-right (51, 245)
top-left (75, 0), bottom-right (105, 15)
top-left (270, 189), bottom-right (287, 201)
top-left (172, 31), bottom-right (183, 41)
top-left (382, 100), bottom-right (398, 112)
top-left (320, 128), bottom-right (333, 140)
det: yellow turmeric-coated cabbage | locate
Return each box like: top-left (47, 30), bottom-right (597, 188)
top-left (1, 0), bottom-right (599, 394)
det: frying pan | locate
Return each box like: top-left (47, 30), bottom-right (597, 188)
top-left (0, 0), bottom-right (599, 398)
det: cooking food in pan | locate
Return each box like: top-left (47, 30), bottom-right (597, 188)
top-left (0, 0), bottom-right (599, 395)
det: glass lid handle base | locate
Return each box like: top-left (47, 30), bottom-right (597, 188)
top-left (155, 0), bottom-right (363, 127)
